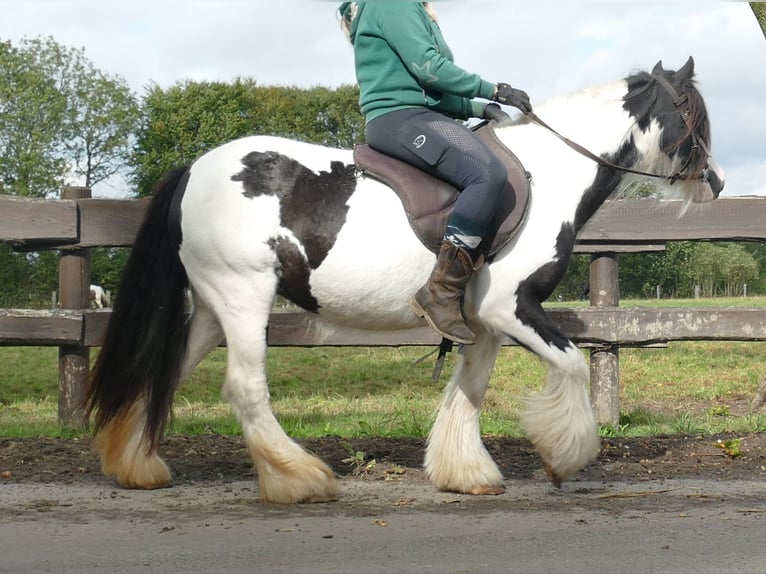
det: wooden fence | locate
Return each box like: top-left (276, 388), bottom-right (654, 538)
top-left (2, 189), bottom-right (766, 425)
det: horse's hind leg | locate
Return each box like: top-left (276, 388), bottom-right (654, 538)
top-left (97, 299), bottom-right (223, 489)
top-left (425, 328), bottom-right (506, 495)
top-left (96, 402), bottom-right (171, 489)
top-left (211, 279), bottom-right (337, 504)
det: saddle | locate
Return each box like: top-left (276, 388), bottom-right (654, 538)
top-left (353, 122), bottom-right (531, 257)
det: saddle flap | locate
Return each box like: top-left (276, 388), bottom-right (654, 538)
top-left (354, 123), bottom-right (531, 257)
top-left (473, 123), bottom-right (532, 255)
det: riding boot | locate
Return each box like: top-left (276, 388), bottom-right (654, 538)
top-left (411, 240), bottom-right (482, 345)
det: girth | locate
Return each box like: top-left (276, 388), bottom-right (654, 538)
top-left (353, 122), bottom-right (531, 257)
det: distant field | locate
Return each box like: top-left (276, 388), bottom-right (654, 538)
top-left (1, 297), bottom-right (764, 438)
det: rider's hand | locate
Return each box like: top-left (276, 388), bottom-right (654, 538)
top-left (482, 103), bottom-right (511, 123)
top-left (493, 83), bottom-right (533, 114)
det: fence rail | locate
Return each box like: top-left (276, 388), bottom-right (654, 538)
top-left (2, 191), bottom-right (766, 424)
top-left (2, 306), bottom-right (765, 349)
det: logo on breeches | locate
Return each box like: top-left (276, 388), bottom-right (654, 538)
top-left (412, 135), bottom-right (427, 149)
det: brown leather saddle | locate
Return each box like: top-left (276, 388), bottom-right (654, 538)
top-left (353, 122), bottom-right (531, 257)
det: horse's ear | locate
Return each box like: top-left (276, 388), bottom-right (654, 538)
top-left (677, 56), bottom-right (695, 79)
top-left (652, 60), bottom-right (664, 75)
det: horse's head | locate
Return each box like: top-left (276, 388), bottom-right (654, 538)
top-left (624, 56), bottom-right (725, 204)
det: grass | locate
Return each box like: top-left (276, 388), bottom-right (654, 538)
top-left (1, 296), bottom-right (764, 440)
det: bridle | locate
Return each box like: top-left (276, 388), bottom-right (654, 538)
top-left (526, 74), bottom-right (712, 185)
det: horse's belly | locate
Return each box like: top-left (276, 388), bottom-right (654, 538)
top-left (308, 180), bottom-right (433, 329)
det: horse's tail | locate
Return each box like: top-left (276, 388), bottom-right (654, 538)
top-left (86, 165), bottom-right (191, 449)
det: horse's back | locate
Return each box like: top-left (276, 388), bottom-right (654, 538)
top-left (180, 135), bottom-right (352, 242)
top-left (190, 135), bottom-right (353, 185)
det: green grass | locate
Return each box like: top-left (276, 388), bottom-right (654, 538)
top-left (1, 296), bottom-right (764, 440)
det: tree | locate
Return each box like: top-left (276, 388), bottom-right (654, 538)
top-left (686, 242), bottom-right (760, 297)
top-left (743, 241), bottom-right (766, 292)
top-left (0, 39), bottom-right (67, 197)
top-left (60, 52), bottom-right (140, 188)
top-left (751, 3), bottom-right (766, 38)
top-left (0, 37), bottom-right (138, 196)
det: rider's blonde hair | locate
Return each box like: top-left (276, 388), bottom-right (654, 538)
top-left (339, 2), bottom-right (438, 43)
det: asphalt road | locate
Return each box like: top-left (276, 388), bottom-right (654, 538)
top-left (3, 477), bottom-right (765, 574)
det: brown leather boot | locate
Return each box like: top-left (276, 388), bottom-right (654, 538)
top-left (411, 240), bottom-right (481, 345)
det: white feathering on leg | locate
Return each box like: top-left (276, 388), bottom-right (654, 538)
top-left (520, 349), bottom-right (601, 483)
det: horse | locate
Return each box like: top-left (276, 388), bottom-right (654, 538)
top-left (86, 57), bottom-right (724, 503)
top-left (89, 285), bottom-right (109, 309)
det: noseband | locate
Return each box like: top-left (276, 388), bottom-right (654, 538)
top-left (527, 75), bottom-right (712, 185)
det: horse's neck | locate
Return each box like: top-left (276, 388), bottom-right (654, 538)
top-left (516, 81), bottom-right (636, 156)
top-left (494, 80), bottom-right (649, 225)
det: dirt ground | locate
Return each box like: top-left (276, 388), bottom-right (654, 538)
top-left (3, 433), bottom-right (766, 573)
top-left (3, 431), bottom-right (765, 488)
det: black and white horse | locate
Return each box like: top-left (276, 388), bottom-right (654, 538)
top-left (87, 58), bottom-right (724, 503)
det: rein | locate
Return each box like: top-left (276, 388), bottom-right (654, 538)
top-left (526, 76), bottom-right (710, 184)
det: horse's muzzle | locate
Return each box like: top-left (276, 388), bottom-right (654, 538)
top-left (694, 158), bottom-right (725, 203)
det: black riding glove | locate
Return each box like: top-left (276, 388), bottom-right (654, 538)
top-left (482, 103), bottom-right (511, 124)
top-left (493, 83), bottom-right (533, 114)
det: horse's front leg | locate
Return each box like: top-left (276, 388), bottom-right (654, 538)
top-left (511, 304), bottom-right (601, 486)
top-left (425, 328), bottom-right (505, 495)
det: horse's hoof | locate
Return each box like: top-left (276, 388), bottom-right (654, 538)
top-left (543, 462), bottom-right (563, 489)
top-left (468, 484), bottom-right (506, 496)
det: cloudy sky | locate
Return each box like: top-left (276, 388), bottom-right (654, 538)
top-left (0, 1), bottom-right (764, 197)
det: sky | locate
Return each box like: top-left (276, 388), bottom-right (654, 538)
top-left (0, 1), bottom-right (764, 198)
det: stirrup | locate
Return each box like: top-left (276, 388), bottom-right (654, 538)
top-left (413, 338), bottom-right (456, 382)
top-left (431, 338), bottom-right (454, 382)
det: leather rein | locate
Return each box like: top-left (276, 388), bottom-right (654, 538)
top-left (526, 74), bottom-right (712, 185)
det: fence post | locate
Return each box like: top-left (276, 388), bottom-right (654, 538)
top-left (58, 186), bottom-right (92, 425)
top-left (589, 252), bottom-right (620, 426)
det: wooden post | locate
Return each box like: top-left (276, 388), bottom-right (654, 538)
top-left (58, 186), bottom-right (92, 425)
top-left (589, 252), bottom-right (620, 426)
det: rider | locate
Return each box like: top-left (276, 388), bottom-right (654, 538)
top-left (339, 2), bottom-right (533, 345)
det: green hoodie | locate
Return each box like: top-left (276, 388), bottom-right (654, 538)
top-left (342, 2), bottom-right (496, 122)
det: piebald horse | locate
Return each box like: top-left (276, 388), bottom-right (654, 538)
top-left (87, 58), bottom-right (724, 503)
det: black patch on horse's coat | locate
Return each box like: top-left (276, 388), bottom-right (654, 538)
top-left (574, 138), bottom-right (640, 233)
top-left (513, 225), bottom-right (577, 352)
top-left (232, 151), bottom-right (357, 310)
top-left (268, 236), bottom-right (319, 313)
